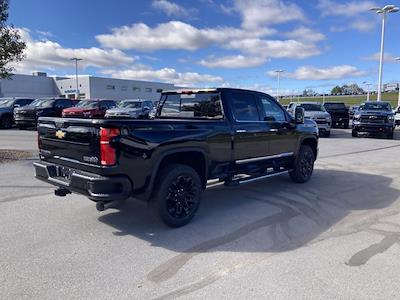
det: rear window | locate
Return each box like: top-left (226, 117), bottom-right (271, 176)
top-left (159, 92), bottom-right (223, 119)
top-left (299, 103), bottom-right (325, 112)
top-left (324, 103), bottom-right (346, 109)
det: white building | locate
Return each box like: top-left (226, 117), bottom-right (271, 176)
top-left (0, 73), bottom-right (176, 101)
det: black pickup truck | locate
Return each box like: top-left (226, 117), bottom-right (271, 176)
top-left (34, 88), bottom-right (319, 227)
top-left (323, 102), bottom-right (350, 128)
top-left (352, 101), bottom-right (395, 139)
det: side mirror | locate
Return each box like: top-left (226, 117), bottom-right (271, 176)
top-left (13, 104), bottom-right (20, 108)
top-left (294, 107), bottom-right (305, 124)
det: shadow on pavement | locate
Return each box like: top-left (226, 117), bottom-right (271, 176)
top-left (98, 169), bottom-right (399, 282)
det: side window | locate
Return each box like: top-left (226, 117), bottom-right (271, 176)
top-left (257, 96), bottom-right (286, 122)
top-left (15, 99), bottom-right (25, 106)
top-left (56, 99), bottom-right (72, 108)
top-left (231, 93), bottom-right (260, 121)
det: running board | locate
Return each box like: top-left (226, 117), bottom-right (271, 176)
top-left (224, 169), bottom-right (291, 186)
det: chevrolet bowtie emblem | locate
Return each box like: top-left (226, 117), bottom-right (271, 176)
top-left (55, 130), bottom-right (66, 139)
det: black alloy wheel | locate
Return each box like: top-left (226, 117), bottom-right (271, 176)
top-left (290, 145), bottom-right (315, 183)
top-left (166, 174), bottom-right (198, 220)
top-left (154, 164), bottom-right (202, 227)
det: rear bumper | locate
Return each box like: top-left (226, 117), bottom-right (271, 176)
top-left (331, 116), bottom-right (349, 126)
top-left (34, 161), bottom-right (132, 202)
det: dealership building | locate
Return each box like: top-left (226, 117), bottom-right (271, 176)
top-left (0, 73), bottom-right (176, 101)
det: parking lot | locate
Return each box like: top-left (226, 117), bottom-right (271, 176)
top-left (1, 128), bottom-right (400, 299)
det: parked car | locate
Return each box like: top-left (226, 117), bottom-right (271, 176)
top-left (352, 102), bottom-right (395, 139)
top-left (62, 100), bottom-right (116, 118)
top-left (288, 102), bottom-right (331, 137)
top-left (14, 98), bottom-right (75, 129)
top-left (394, 106), bottom-right (400, 126)
top-left (349, 105), bottom-right (360, 119)
top-left (323, 102), bottom-right (350, 128)
top-left (0, 98), bottom-right (34, 129)
top-left (34, 88), bottom-right (318, 227)
top-left (105, 99), bottom-right (154, 119)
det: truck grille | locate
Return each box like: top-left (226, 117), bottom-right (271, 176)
top-left (360, 115), bottom-right (386, 123)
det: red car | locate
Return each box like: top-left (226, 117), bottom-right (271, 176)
top-left (62, 100), bottom-right (116, 118)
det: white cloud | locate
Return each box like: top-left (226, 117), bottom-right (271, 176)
top-left (228, 38), bottom-right (321, 59)
top-left (285, 26), bottom-right (326, 43)
top-left (362, 52), bottom-right (399, 62)
top-left (350, 19), bottom-right (376, 32)
top-left (102, 67), bottom-right (223, 86)
top-left (199, 55), bottom-right (268, 68)
top-left (233, 0), bottom-right (306, 29)
top-left (14, 28), bottom-right (134, 73)
top-left (330, 18), bottom-right (378, 32)
top-left (96, 21), bottom-right (275, 51)
top-left (318, 0), bottom-right (377, 17)
top-left (275, 65), bottom-right (366, 80)
top-left (151, 0), bottom-right (191, 17)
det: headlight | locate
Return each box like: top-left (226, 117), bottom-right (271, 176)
top-left (354, 114), bottom-right (361, 120)
top-left (83, 111), bottom-right (92, 116)
top-left (36, 110), bottom-right (43, 116)
top-left (388, 115), bottom-right (394, 122)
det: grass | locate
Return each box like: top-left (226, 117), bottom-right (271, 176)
top-left (280, 92), bottom-right (399, 108)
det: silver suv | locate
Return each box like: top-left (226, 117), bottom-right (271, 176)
top-left (288, 102), bottom-right (331, 137)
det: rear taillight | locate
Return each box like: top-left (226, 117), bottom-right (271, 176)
top-left (100, 127), bottom-right (120, 166)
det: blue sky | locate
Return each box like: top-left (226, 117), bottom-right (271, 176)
top-left (9, 0), bottom-right (400, 94)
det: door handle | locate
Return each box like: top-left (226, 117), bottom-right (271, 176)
top-left (236, 129), bottom-right (247, 133)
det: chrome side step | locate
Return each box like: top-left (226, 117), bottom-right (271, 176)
top-left (224, 169), bottom-right (291, 186)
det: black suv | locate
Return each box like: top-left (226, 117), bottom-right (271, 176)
top-left (0, 98), bottom-right (34, 129)
top-left (14, 98), bottom-right (76, 129)
top-left (352, 101), bottom-right (395, 139)
top-left (323, 102), bottom-right (350, 128)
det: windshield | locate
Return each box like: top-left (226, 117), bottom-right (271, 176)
top-left (299, 104), bottom-right (325, 112)
top-left (360, 102), bottom-right (391, 111)
top-left (117, 101), bottom-right (142, 109)
top-left (29, 99), bottom-right (55, 108)
top-left (0, 99), bottom-right (14, 107)
top-left (159, 92), bottom-right (223, 119)
top-left (324, 103), bottom-right (346, 109)
top-left (75, 101), bottom-right (99, 109)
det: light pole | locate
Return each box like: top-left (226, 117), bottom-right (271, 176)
top-left (363, 81), bottom-right (372, 101)
top-left (370, 5), bottom-right (399, 102)
top-left (70, 57), bottom-right (83, 100)
top-left (274, 70), bottom-right (284, 101)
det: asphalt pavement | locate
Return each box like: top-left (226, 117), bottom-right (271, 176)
top-left (1, 129), bottom-right (400, 299)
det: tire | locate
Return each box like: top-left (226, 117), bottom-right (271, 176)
top-left (289, 145), bottom-right (315, 183)
top-left (0, 115), bottom-right (13, 129)
top-left (352, 130), bottom-right (358, 137)
top-left (153, 164), bottom-right (202, 227)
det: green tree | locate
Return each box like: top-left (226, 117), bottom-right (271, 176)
top-left (331, 85), bottom-right (342, 94)
top-left (0, 0), bottom-right (26, 78)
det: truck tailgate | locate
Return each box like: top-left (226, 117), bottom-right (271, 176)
top-left (38, 118), bottom-right (102, 165)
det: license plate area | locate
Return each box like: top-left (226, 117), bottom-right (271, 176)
top-left (53, 166), bottom-right (73, 183)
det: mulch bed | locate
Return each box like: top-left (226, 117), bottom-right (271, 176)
top-left (0, 150), bottom-right (35, 164)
